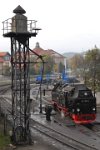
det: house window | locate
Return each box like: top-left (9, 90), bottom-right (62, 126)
top-left (4, 56), bottom-right (10, 61)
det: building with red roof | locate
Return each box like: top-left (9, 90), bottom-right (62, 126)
top-left (0, 52), bottom-right (11, 75)
top-left (30, 42), bottom-right (66, 73)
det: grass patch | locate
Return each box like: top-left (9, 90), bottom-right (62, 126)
top-left (0, 117), bottom-right (11, 150)
top-left (0, 134), bottom-right (10, 149)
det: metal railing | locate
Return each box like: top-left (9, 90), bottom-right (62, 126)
top-left (2, 18), bottom-right (40, 35)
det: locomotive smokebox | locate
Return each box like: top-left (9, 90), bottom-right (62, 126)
top-left (12, 5), bottom-right (27, 33)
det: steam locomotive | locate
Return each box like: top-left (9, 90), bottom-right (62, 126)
top-left (51, 81), bottom-right (96, 124)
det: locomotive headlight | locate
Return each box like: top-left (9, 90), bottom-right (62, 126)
top-left (77, 108), bottom-right (80, 112)
top-left (92, 107), bottom-right (96, 111)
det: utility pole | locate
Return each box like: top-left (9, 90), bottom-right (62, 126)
top-left (2, 5), bottom-right (40, 144)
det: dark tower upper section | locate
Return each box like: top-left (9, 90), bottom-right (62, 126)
top-left (2, 5), bottom-right (41, 38)
top-left (12, 5), bottom-right (27, 33)
top-left (13, 5), bottom-right (26, 14)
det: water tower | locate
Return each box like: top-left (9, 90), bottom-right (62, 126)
top-left (2, 5), bottom-right (41, 144)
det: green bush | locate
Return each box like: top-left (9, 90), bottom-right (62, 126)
top-left (0, 134), bottom-right (10, 149)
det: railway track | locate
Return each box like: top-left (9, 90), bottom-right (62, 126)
top-left (1, 96), bottom-right (100, 150)
top-left (0, 83), bottom-right (100, 150)
top-left (0, 85), bottom-right (11, 95)
top-left (30, 116), bottom-right (99, 150)
top-left (84, 122), bottom-right (100, 138)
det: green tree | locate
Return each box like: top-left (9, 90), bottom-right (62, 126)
top-left (85, 46), bottom-right (100, 92)
top-left (29, 55), bottom-right (55, 75)
top-left (43, 55), bottom-right (55, 74)
top-left (69, 54), bottom-right (84, 77)
top-left (59, 62), bottom-right (65, 73)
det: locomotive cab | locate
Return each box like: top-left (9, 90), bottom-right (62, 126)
top-left (52, 81), bottom-right (69, 112)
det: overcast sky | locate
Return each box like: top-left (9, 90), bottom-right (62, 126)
top-left (1, 0), bottom-right (100, 54)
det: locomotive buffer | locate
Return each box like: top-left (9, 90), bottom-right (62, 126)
top-left (2, 5), bottom-right (41, 144)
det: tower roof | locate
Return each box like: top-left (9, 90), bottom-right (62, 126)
top-left (13, 5), bottom-right (26, 14)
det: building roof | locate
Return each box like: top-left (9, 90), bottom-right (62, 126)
top-left (30, 42), bottom-right (45, 56)
top-left (33, 49), bottom-right (45, 56)
top-left (0, 52), bottom-right (10, 63)
top-left (31, 42), bottom-right (65, 58)
top-left (0, 52), bottom-right (10, 57)
top-left (0, 58), bottom-right (4, 63)
top-left (46, 49), bottom-right (66, 58)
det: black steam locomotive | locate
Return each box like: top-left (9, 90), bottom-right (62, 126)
top-left (51, 81), bottom-right (96, 124)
